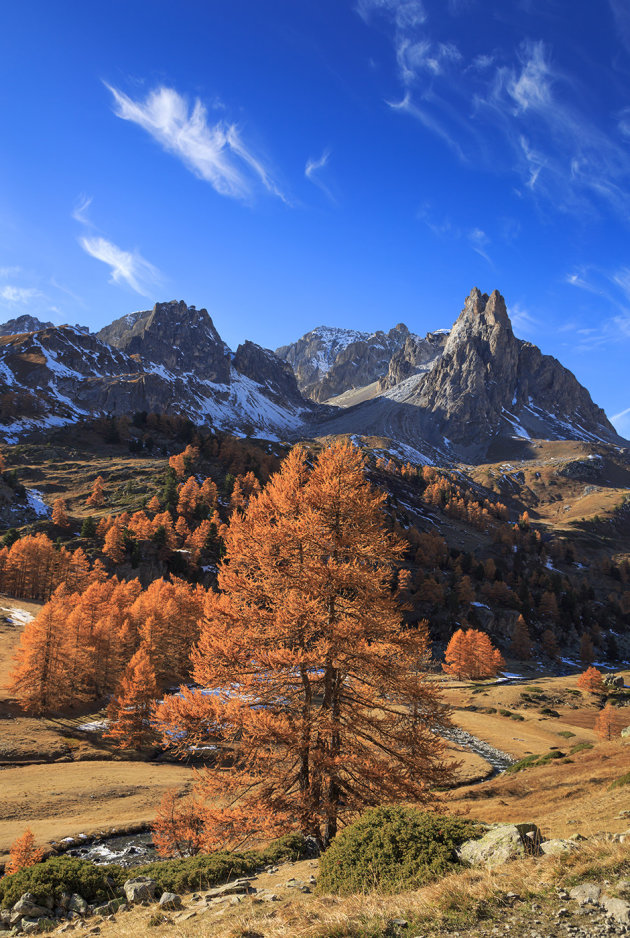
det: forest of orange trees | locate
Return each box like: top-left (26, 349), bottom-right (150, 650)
top-left (2, 424), bottom-right (629, 857)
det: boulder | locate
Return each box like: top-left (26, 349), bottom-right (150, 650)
top-left (601, 896), bottom-right (630, 925)
top-left (123, 876), bottom-right (158, 904)
top-left (11, 894), bottom-right (51, 919)
top-left (158, 893), bottom-right (182, 911)
top-left (204, 879), bottom-right (256, 900)
top-left (569, 883), bottom-right (602, 905)
top-left (540, 839), bottom-right (580, 856)
top-left (457, 823), bottom-right (542, 867)
top-left (621, 726), bottom-right (630, 739)
top-left (68, 894), bottom-right (88, 916)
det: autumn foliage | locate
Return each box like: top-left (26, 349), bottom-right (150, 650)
top-left (576, 667), bottom-right (604, 694)
top-left (593, 703), bottom-right (618, 741)
top-left (443, 628), bottom-right (505, 680)
top-left (106, 645), bottom-right (158, 750)
top-left (153, 442), bottom-right (454, 850)
top-left (6, 828), bottom-right (44, 874)
top-left (153, 789), bottom-right (205, 858)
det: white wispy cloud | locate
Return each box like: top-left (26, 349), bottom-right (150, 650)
top-left (0, 286), bottom-right (43, 303)
top-left (565, 265), bottom-right (630, 346)
top-left (72, 195), bottom-right (94, 226)
top-left (467, 227), bottom-right (493, 265)
top-left (305, 148), bottom-right (335, 202)
top-left (0, 266), bottom-right (21, 279)
top-left (611, 406), bottom-right (630, 439)
top-left (357, 0), bottom-right (427, 29)
top-left (106, 84), bottom-right (287, 203)
top-left (79, 236), bottom-right (161, 296)
top-left (361, 6), bottom-right (630, 219)
top-left (509, 303), bottom-right (540, 336)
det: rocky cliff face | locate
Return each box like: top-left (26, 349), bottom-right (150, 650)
top-left (377, 330), bottom-right (449, 391)
top-left (97, 300), bottom-right (231, 384)
top-left (0, 302), bottom-right (316, 441)
top-left (301, 288), bottom-right (623, 460)
top-left (277, 323), bottom-right (413, 401)
top-left (411, 288), bottom-right (618, 449)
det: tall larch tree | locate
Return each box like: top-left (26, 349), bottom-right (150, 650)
top-left (510, 615), bottom-right (533, 660)
top-left (593, 702), bottom-right (618, 741)
top-left (51, 498), bottom-right (69, 528)
top-left (154, 443), bottom-right (454, 850)
top-left (106, 644), bottom-right (158, 750)
top-left (86, 475), bottom-right (106, 508)
top-left (577, 667), bottom-right (604, 694)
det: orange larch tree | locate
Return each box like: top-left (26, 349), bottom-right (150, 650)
top-left (6, 828), bottom-right (44, 874)
top-left (152, 789), bottom-right (205, 858)
top-left (51, 497), bottom-right (69, 528)
top-left (577, 666), bottom-right (604, 694)
top-left (106, 644), bottom-right (158, 750)
top-left (443, 628), bottom-right (504, 681)
top-left (86, 475), bottom-right (106, 508)
top-left (154, 442), bottom-right (454, 850)
top-left (593, 702), bottom-right (618, 741)
top-left (103, 522), bottom-right (126, 563)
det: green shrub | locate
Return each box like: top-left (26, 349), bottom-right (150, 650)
top-left (509, 713), bottom-right (525, 721)
top-left (609, 771), bottom-right (630, 791)
top-left (557, 731), bottom-right (576, 739)
top-left (499, 709), bottom-right (512, 717)
top-left (133, 833), bottom-right (308, 895)
top-left (569, 742), bottom-right (593, 755)
top-left (540, 708), bottom-right (560, 718)
top-left (504, 750), bottom-right (566, 774)
top-left (0, 834), bottom-right (308, 909)
top-left (317, 807), bottom-right (483, 895)
top-left (0, 858), bottom-right (125, 910)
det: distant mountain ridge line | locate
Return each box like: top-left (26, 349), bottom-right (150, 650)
top-left (0, 290), bottom-right (625, 457)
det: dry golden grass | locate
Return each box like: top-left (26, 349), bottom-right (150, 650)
top-left (447, 740), bottom-right (630, 840)
top-left (48, 839), bottom-right (630, 938)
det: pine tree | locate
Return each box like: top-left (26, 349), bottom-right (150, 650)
top-left (577, 666), bottom-right (603, 694)
top-left (105, 645), bottom-right (158, 750)
top-left (7, 828), bottom-right (44, 874)
top-left (593, 702), bottom-right (618, 741)
top-left (154, 442), bottom-right (454, 850)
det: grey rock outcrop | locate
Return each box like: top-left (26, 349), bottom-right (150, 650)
top-left (159, 892), bottom-right (182, 910)
top-left (457, 822), bottom-right (542, 866)
top-left (123, 876), bottom-right (158, 904)
top-left (232, 341), bottom-right (304, 406)
top-left (377, 330), bottom-right (449, 391)
top-left (412, 288), bottom-right (619, 451)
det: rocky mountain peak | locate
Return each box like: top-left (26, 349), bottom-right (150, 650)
top-left (0, 315), bottom-right (55, 337)
top-left (97, 300), bottom-right (231, 384)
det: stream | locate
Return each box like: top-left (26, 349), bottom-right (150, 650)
top-left (63, 729), bottom-right (513, 866)
top-left (441, 726), bottom-right (515, 776)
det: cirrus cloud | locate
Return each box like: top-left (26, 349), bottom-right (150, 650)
top-left (106, 84), bottom-right (287, 204)
top-left (79, 236), bottom-right (162, 297)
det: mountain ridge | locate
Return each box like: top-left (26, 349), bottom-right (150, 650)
top-left (0, 290), bottom-right (624, 459)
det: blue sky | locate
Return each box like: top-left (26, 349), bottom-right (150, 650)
top-left (1, 0), bottom-right (629, 435)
